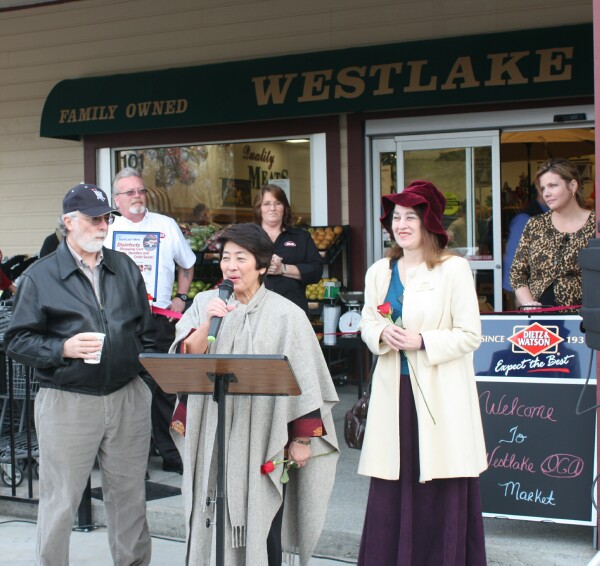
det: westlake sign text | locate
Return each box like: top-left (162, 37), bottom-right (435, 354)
top-left (41, 24), bottom-right (591, 139)
top-left (252, 48), bottom-right (573, 105)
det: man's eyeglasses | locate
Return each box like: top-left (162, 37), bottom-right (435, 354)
top-left (115, 188), bottom-right (148, 197)
top-left (77, 213), bottom-right (115, 226)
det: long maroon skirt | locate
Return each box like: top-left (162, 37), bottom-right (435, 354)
top-left (357, 375), bottom-right (487, 566)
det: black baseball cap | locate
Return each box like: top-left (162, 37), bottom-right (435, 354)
top-left (63, 183), bottom-right (120, 217)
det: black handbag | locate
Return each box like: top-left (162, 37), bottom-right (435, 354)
top-left (344, 357), bottom-right (377, 450)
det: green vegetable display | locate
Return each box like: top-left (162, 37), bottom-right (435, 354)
top-left (172, 280), bottom-right (214, 299)
top-left (185, 225), bottom-right (219, 252)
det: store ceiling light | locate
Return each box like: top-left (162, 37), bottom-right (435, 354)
top-left (285, 139), bottom-right (309, 144)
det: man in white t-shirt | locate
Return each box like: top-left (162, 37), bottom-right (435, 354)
top-left (106, 167), bottom-right (196, 474)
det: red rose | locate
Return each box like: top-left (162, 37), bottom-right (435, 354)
top-left (260, 452), bottom-right (335, 483)
top-left (260, 461), bottom-right (275, 475)
top-left (377, 302), bottom-right (392, 318)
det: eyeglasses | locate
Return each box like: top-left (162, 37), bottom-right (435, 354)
top-left (77, 213), bottom-right (115, 226)
top-left (261, 201), bottom-right (283, 209)
top-left (115, 188), bottom-right (148, 197)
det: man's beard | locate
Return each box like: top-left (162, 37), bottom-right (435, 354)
top-left (72, 231), bottom-right (106, 253)
top-left (129, 203), bottom-right (147, 215)
top-left (80, 239), bottom-right (105, 253)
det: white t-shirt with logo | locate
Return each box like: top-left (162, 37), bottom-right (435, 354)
top-left (106, 211), bottom-right (196, 308)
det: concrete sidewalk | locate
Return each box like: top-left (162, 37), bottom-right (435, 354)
top-left (1, 385), bottom-right (598, 565)
top-left (0, 515), bottom-right (352, 565)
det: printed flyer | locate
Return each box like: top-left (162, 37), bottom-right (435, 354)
top-left (112, 231), bottom-right (160, 301)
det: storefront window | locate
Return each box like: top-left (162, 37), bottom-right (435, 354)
top-left (114, 139), bottom-right (312, 226)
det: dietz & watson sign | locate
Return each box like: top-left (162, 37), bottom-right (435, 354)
top-left (475, 318), bottom-right (594, 379)
top-left (41, 24), bottom-right (592, 139)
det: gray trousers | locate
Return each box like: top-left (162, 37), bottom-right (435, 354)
top-left (34, 377), bottom-right (152, 566)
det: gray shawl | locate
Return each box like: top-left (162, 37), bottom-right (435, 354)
top-left (171, 285), bottom-right (339, 565)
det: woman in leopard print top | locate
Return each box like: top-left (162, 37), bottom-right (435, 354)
top-left (510, 158), bottom-right (596, 309)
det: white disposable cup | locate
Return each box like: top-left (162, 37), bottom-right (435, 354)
top-left (83, 332), bottom-right (106, 364)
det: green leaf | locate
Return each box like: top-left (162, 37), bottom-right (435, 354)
top-left (280, 466), bottom-right (290, 484)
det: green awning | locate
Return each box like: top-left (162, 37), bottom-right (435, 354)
top-left (41, 23), bottom-right (592, 140)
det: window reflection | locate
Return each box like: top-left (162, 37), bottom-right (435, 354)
top-left (473, 269), bottom-right (495, 313)
top-left (115, 140), bottom-right (312, 226)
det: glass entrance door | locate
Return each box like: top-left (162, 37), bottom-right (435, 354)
top-left (367, 138), bottom-right (396, 267)
top-left (369, 131), bottom-right (502, 311)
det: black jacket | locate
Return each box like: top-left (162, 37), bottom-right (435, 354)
top-left (264, 227), bottom-right (323, 313)
top-left (5, 241), bottom-right (156, 395)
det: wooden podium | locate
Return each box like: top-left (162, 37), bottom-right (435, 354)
top-left (139, 353), bottom-right (301, 566)
top-left (139, 353), bottom-right (301, 396)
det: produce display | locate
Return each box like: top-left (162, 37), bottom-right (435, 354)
top-left (183, 224), bottom-right (220, 252)
top-left (172, 279), bottom-right (215, 300)
top-left (307, 225), bottom-right (344, 250)
top-left (305, 277), bottom-right (340, 301)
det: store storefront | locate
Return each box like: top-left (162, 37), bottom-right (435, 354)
top-left (40, 23), bottom-right (594, 303)
top-left (365, 108), bottom-right (595, 311)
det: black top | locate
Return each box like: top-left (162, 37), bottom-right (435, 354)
top-left (40, 232), bottom-right (60, 258)
top-left (265, 227), bottom-right (323, 313)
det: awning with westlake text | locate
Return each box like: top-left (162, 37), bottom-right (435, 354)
top-left (40, 23), bottom-right (592, 140)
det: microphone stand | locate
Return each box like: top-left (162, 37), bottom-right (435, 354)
top-left (210, 370), bottom-right (238, 565)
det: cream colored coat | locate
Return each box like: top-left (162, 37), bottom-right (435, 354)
top-left (358, 256), bottom-right (487, 482)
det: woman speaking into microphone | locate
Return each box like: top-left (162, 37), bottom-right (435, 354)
top-left (169, 223), bottom-right (339, 566)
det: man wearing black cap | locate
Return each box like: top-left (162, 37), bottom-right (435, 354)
top-left (5, 183), bottom-right (155, 566)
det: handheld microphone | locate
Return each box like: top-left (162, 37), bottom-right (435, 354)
top-left (207, 279), bottom-right (234, 342)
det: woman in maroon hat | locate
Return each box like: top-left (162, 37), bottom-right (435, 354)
top-left (357, 180), bottom-right (487, 565)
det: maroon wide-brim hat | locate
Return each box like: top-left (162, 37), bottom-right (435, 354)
top-left (380, 180), bottom-right (449, 248)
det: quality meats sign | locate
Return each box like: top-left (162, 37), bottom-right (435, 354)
top-left (475, 316), bottom-right (595, 379)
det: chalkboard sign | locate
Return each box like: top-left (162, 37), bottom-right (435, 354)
top-left (476, 315), bottom-right (597, 525)
top-left (477, 381), bottom-right (596, 523)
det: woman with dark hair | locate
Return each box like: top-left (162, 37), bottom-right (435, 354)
top-left (510, 157), bottom-right (596, 309)
top-left (357, 181), bottom-right (487, 565)
top-left (169, 223), bottom-right (339, 566)
top-left (253, 184), bottom-right (322, 312)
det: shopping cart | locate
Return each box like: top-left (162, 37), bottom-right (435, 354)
top-left (0, 299), bottom-right (11, 343)
top-left (0, 357), bottom-right (39, 487)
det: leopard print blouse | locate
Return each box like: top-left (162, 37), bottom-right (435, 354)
top-left (509, 210), bottom-right (596, 307)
